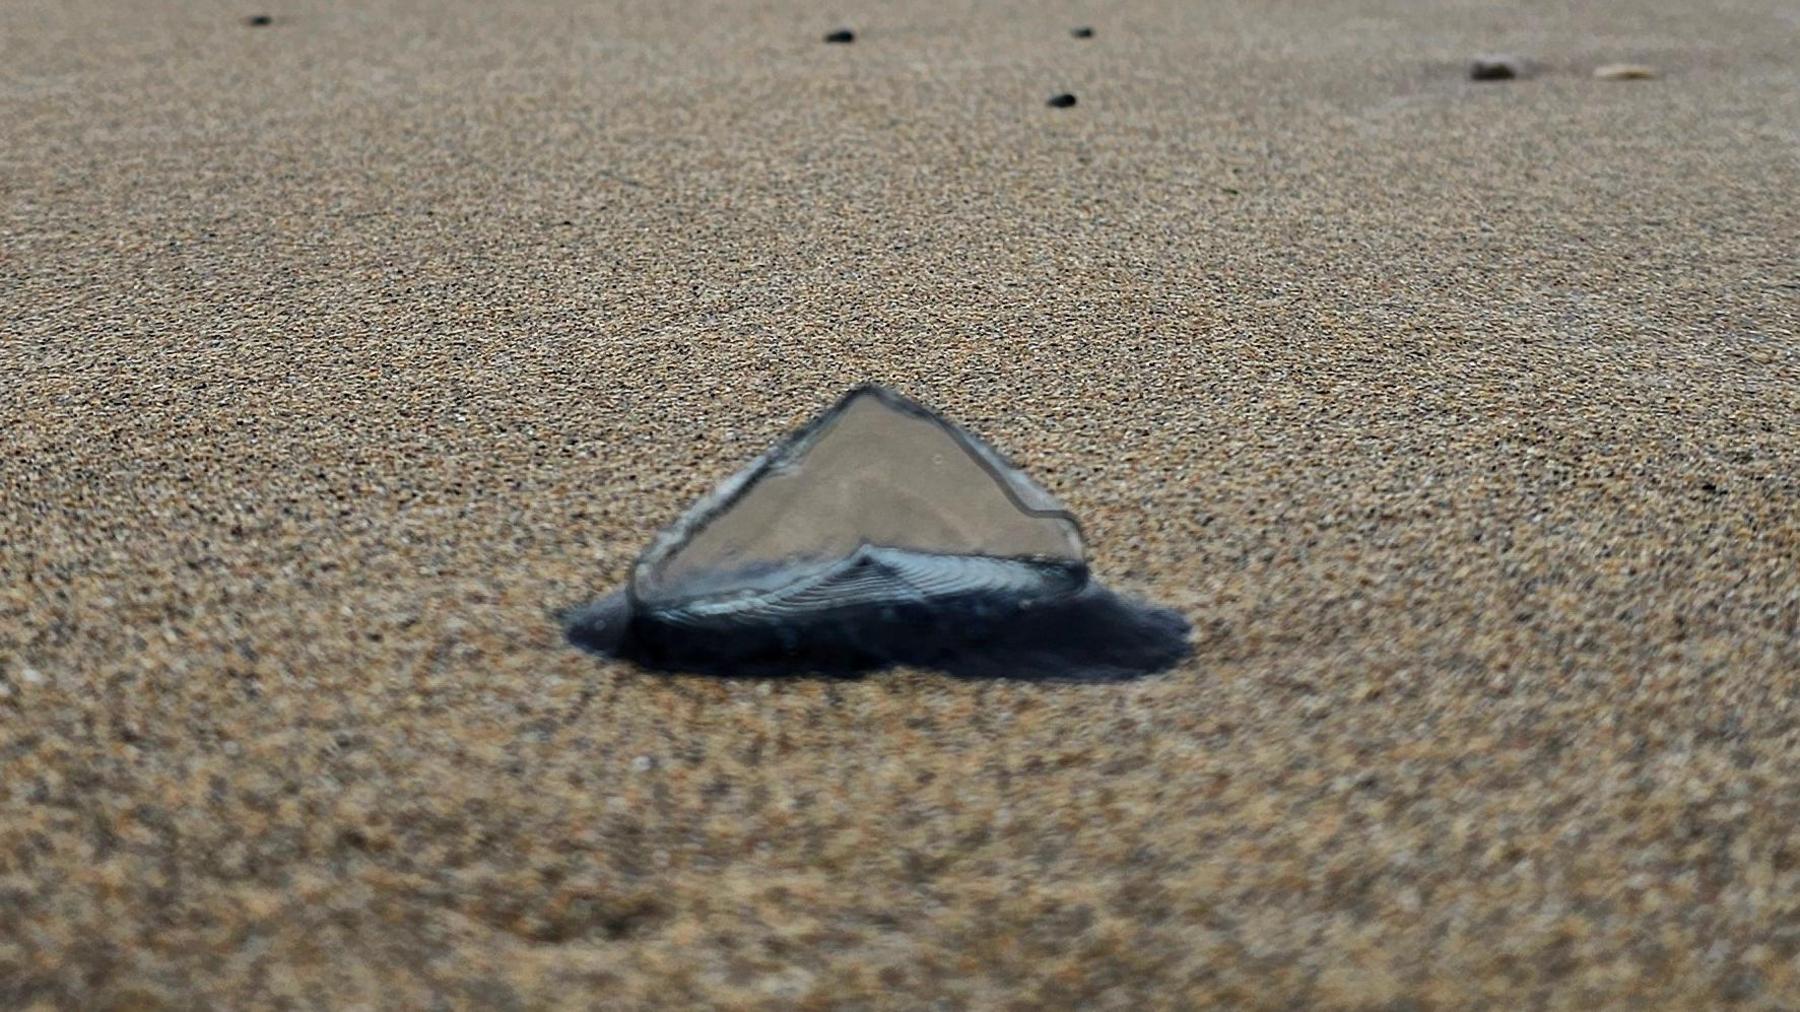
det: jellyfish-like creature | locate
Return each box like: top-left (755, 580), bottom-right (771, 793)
top-left (565, 386), bottom-right (1190, 680)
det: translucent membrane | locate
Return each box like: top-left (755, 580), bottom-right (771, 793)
top-left (631, 385), bottom-right (1087, 619)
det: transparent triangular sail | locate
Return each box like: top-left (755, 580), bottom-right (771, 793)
top-left (631, 386), bottom-right (1086, 616)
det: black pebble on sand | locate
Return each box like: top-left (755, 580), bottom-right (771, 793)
top-left (244, 14), bottom-right (273, 26)
top-left (824, 28), bottom-right (855, 44)
top-left (1468, 55), bottom-right (1524, 81)
top-left (1072, 27), bottom-right (1095, 38)
top-left (1048, 93), bottom-right (1078, 108)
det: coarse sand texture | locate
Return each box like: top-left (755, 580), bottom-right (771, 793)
top-left (3, 0), bottom-right (1798, 1006)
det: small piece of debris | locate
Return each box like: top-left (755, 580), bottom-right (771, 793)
top-left (1047, 93), bottom-right (1078, 108)
top-left (244, 14), bottom-right (273, 26)
top-left (1071, 27), bottom-right (1095, 39)
top-left (823, 28), bottom-right (855, 44)
top-left (631, 755), bottom-right (656, 773)
top-left (1594, 63), bottom-right (1657, 80)
top-left (21, 666), bottom-right (46, 686)
top-left (1469, 55), bottom-right (1526, 81)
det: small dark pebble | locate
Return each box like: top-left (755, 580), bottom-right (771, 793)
top-left (1468, 55), bottom-right (1525, 81)
top-left (1071, 27), bottom-right (1094, 38)
top-left (1047, 93), bottom-right (1077, 108)
top-left (823, 28), bottom-right (855, 44)
top-left (244, 14), bottom-right (273, 26)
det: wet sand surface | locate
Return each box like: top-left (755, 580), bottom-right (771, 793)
top-left (4, 0), bottom-right (1798, 1006)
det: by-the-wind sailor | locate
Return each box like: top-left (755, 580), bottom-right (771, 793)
top-left (565, 385), bottom-right (1191, 680)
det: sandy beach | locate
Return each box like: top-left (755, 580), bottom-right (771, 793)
top-left (4, 0), bottom-right (1798, 1006)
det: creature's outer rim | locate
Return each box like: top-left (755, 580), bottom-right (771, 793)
top-left (627, 384), bottom-right (1088, 614)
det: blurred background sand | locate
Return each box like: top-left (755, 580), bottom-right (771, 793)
top-left (3, 0), bottom-right (1797, 1006)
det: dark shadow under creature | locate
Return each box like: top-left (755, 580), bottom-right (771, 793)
top-left (564, 582), bottom-right (1190, 682)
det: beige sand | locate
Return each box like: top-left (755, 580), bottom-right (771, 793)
top-left (3, 0), bottom-right (1797, 1006)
